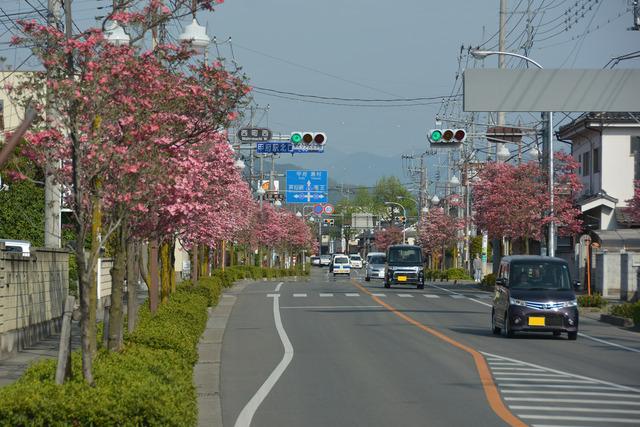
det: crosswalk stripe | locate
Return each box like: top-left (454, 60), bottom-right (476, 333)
top-left (371, 293), bottom-right (386, 297)
top-left (345, 293), bottom-right (360, 297)
top-left (319, 293), bottom-right (333, 297)
top-left (293, 293), bottom-right (307, 297)
top-left (451, 294), bottom-right (466, 299)
top-left (423, 294), bottom-right (440, 298)
top-left (397, 294), bottom-right (413, 298)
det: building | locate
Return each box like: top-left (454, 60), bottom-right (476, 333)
top-left (0, 71), bottom-right (32, 139)
top-left (558, 112), bottom-right (640, 300)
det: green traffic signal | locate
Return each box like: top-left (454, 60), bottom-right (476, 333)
top-left (430, 130), bottom-right (442, 142)
top-left (291, 132), bottom-right (302, 144)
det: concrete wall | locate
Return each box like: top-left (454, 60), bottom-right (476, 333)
top-left (0, 248), bottom-right (69, 360)
top-left (594, 251), bottom-right (640, 301)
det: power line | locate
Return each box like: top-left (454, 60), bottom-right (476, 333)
top-left (252, 89), bottom-right (445, 108)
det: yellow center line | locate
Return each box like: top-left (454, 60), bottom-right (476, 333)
top-left (350, 278), bottom-right (526, 427)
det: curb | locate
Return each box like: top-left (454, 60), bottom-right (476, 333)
top-left (195, 281), bottom-right (248, 427)
top-left (600, 313), bottom-right (635, 328)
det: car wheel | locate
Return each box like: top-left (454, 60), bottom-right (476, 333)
top-left (568, 331), bottom-right (578, 341)
top-left (417, 283), bottom-right (424, 290)
top-left (503, 310), bottom-right (514, 338)
top-left (491, 309), bottom-right (501, 335)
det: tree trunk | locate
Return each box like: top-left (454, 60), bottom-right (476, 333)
top-left (170, 240), bottom-right (176, 292)
top-left (191, 245), bottom-right (199, 282)
top-left (160, 240), bottom-right (171, 304)
top-left (88, 191), bottom-right (101, 357)
top-left (221, 241), bottom-right (226, 271)
top-left (127, 241), bottom-right (138, 333)
top-left (202, 245), bottom-right (209, 276)
top-left (107, 219), bottom-right (126, 351)
top-left (149, 239), bottom-right (160, 314)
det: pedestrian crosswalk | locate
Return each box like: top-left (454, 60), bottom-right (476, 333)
top-left (267, 292), bottom-right (493, 299)
top-left (484, 352), bottom-right (640, 427)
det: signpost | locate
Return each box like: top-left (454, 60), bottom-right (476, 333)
top-left (256, 142), bottom-right (292, 154)
top-left (286, 170), bottom-right (328, 204)
top-left (237, 127), bottom-right (272, 142)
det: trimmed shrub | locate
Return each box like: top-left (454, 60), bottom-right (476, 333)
top-left (610, 301), bottom-right (640, 319)
top-left (480, 273), bottom-right (496, 290)
top-left (578, 293), bottom-right (608, 308)
top-left (446, 268), bottom-right (472, 280)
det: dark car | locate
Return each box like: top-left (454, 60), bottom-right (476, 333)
top-left (491, 255), bottom-right (582, 340)
top-left (384, 245), bottom-right (424, 289)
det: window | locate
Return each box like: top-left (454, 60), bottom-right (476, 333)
top-left (582, 151), bottom-right (590, 176)
top-left (633, 137), bottom-right (640, 180)
top-left (577, 153), bottom-right (582, 175)
top-left (593, 148), bottom-right (600, 174)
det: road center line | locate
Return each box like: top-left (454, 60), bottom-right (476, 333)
top-left (351, 278), bottom-right (526, 427)
top-left (234, 294), bottom-right (293, 427)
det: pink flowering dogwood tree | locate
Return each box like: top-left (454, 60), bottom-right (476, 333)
top-left (417, 207), bottom-right (463, 269)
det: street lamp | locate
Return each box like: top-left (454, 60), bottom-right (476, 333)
top-left (470, 49), bottom-right (556, 257)
top-left (384, 201), bottom-right (407, 244)
top-left (274, 200), bottom-right (282, 208)
top-left (431, 195), bottom-right (440, 205)
top-left (296, 211), bottom-right (302, 218)
top-left (179, 18), bottom-right (211, 59)
top-left (104, 21), bottom-right (130, 46)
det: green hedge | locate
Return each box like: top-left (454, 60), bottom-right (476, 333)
top-left (480, 273), bottom-right (496, 290)
top-left (610, 302), bottom-right (640, 325)
top-left (425, 268), bottom-right (472, 281)
top-left (0, 266), bottom-right (299, 426)
top-left (578, 293), bottom-right (608, 308)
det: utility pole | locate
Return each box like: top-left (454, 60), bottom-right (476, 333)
top-left (44, 0), bottom-right (64, 248)
top-left (492, 0), bottom-right (507, 275)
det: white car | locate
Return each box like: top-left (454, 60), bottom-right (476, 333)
top-left (349, 254), bottom-right (363, 269)
top-left (332, 255), bottom-right (351, 276)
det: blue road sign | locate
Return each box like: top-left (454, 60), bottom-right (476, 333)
top-left (286, 170), bottom-right (328, 204)
top-left (256, 142), bottom-right (293, 154)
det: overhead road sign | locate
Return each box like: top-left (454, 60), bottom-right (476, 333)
top-left (256, 142), bottom-right (292, 154)
top-left (237, 127), bottom-right (272, 142)
top-left (286, 170), bottom-right (328, 204)
top-left (463, 69), bottom-right (640, 112)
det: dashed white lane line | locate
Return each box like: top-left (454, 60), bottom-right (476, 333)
top-left (450, 294), bottom-right (466, 299)
top-left (423, 294), bottom-right (440, 298)
top-left (293, 293), bottom-right (307, 297)
top-left (234, 294), bottom-right (293, 427)
top-left (429, 283), bottom-right (493, 307)
top-left (397, 294), bottom-right (413, 298)
top-left (371, 293), bottom-right (386, 297)
top-left (345, 293), bottom-right (360, 297)
top-left (319, 293), bottom-right (333, 297)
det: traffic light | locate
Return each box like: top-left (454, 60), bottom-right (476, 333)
top-left (323, 218), bottom-right (335, 226)
top-left (428, 129), bottom-right (466, 144)
top-left (291, 132), bottom-right (326, 145)
top-left (398, 216), bottom-right (406, 224)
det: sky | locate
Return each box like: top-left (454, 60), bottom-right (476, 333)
top-left (1, 0), bottom-right (639, 184)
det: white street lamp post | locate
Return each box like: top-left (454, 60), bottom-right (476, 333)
top-left (470, 49), bottom-right (555, 257)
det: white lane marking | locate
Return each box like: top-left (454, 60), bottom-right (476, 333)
top-left (280, 305), bottom-right (381, 310)
top-left (345, 293), bottom-right (360, 297)
top-left (522, 415), bottom-right (640, 423)
top-left (503, 390), bottom-right (640, 398)
top-left (491, 368), bottom-right (547, 372)
top-left (482, 351), bottom-right (640, 393)
top-left (319, 293), bottom-right (333, 297)
top-left (293, 293), bottom-right (307, 297)
top-left (578, 332), bottom-right (640, 354)
top-left (451, 294), bottom-right (466, 299)
top-left (495, 378), bottom-right (594, 383)
top-left (397, 294), bottom-right (413, 298)
top-left (500, 384), bottom-right (623, 391)
top-left (423, 294), bottom-right (440, 298)
top-left (511, 406), bottom-right (640, 415)
top-left (506, 397), bottom-right (640, 405)
top-left (274, 282), bottom-right (283, 292)
top-left (493, 372), bottom-right (567, 378)
top-left (371, 293), bottom-right (386, 297)
top-left (430, 283), bottom-right (492, 307)
top-left (234, 295), bottom-right (293, 427)
top-left (266, 293), bottom-right (278, 298)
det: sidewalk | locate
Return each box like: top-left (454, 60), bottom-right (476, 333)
top-left (0, 285), bottom-right (148, 387)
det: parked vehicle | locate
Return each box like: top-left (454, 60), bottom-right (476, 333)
top-left (349, 254), bottom-right (363, 269)
top-left (384, 245), bottom-right (424, 289)
top-left (491, 255), bottom-right (581, 340)
top-left (320, 255), bottom-right (332, 267)
top-left (332, 255), bottom-right (351, 276)
top-left (365, 252), bottom-right (386, 281)
top-left (0, 239), bottom-right (31, 257)
top-left (311, 256), bottom-right (321, 266)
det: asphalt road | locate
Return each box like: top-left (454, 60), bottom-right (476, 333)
top-left (220, 269), bottom-right (640, 427)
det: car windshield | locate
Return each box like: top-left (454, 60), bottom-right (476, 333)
top-left (510, 262), bottom-right (572, 290)
top-left (368, 255), bottom-right (386, 264)
top-left (387, 248), bottom-right (422, 265)
top-left (334, 256), bottom-right (349, 264)
top-left (350, 255), bottom-right (361, 261)
top-left (320, 255), bottom-right (331, 260)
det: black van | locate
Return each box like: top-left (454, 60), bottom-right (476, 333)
top-left (384, 245), bottom-right (424, 289)
top-left (491, 255), bottom-right (582, 340)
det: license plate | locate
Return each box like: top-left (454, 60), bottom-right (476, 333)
top-left (397, 276), bottom-right (407, 282)
top-left (528, 316), bottom-right (545, 326)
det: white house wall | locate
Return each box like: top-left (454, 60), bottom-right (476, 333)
top-left (601, 128), bottom-right (637, 207)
